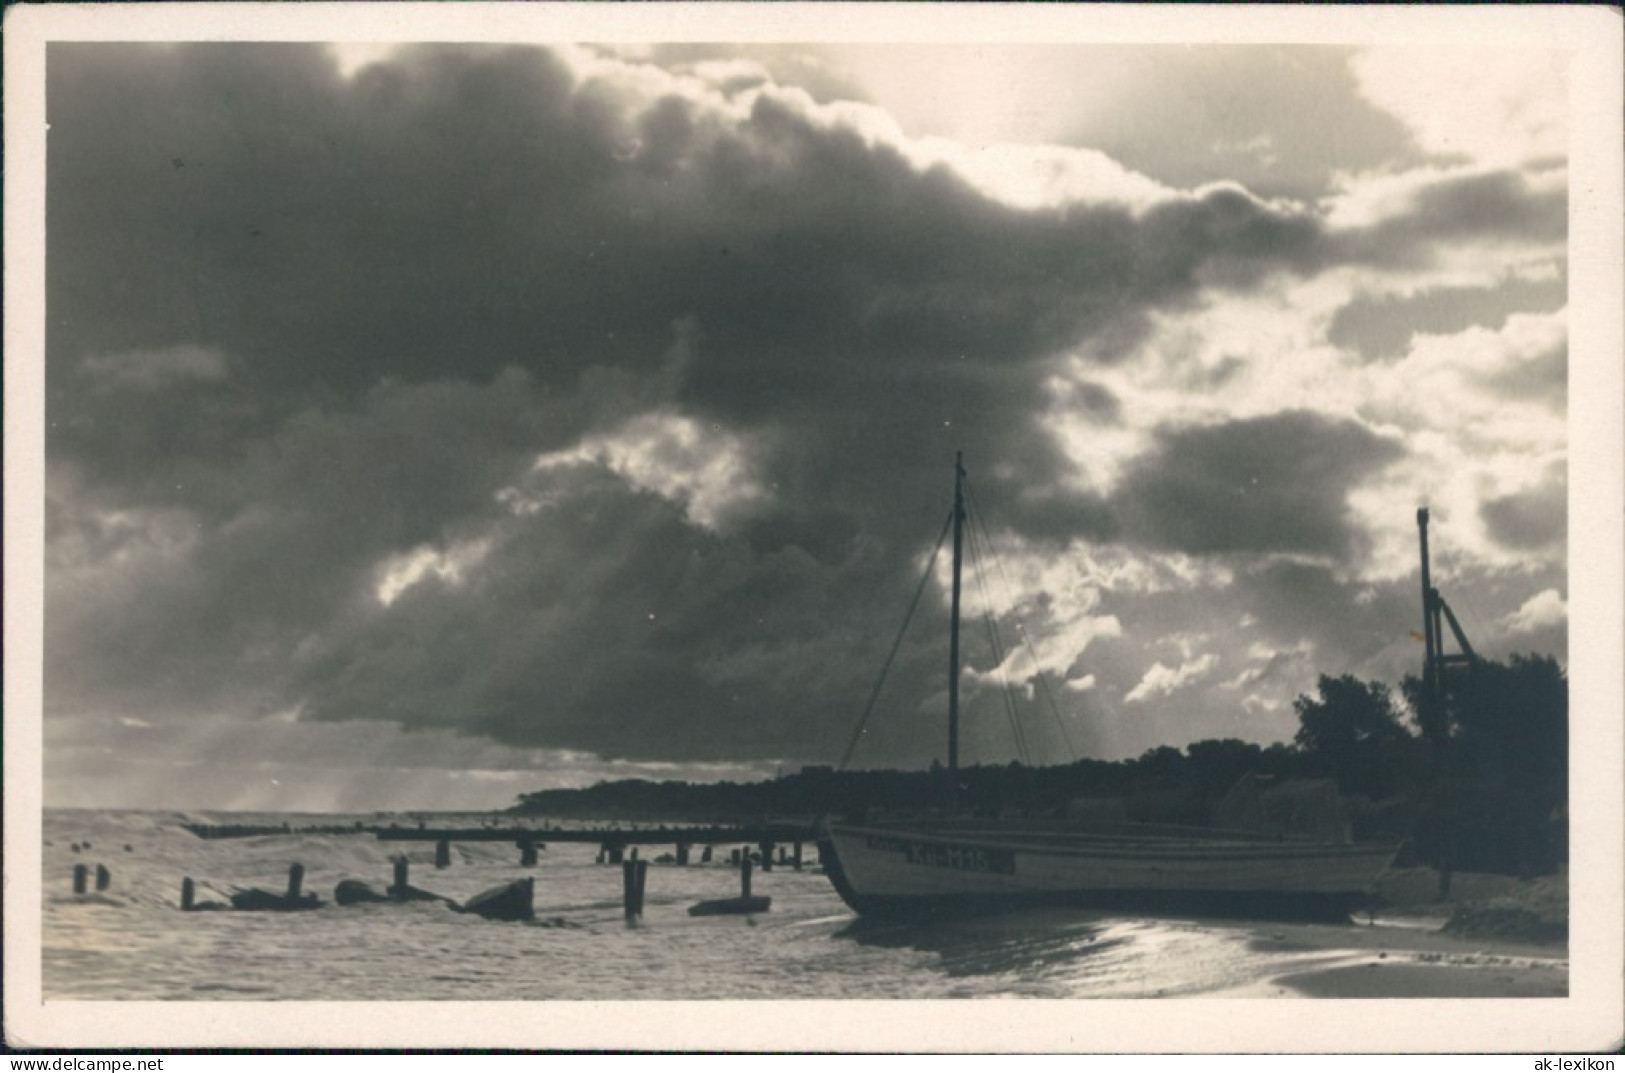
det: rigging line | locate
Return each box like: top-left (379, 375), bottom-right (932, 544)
top-left (962, 478), bottom-right (1081, 762)
top-left (964, 485), bottom-right (1037, 764)
top-left (837, 508), bottom-right (955, 772)
top-left (1451, 586), bottom-right (1492, 652)
top-left (968, 517), bottom-right (1032, 766)
top-left (964, 477), bottom-right (1079, 761)
top-left (966, 519), bottom-right (1029, 765)
top-left (988, 613), bottom-right (1030, 765)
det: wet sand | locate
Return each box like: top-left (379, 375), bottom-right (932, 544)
top-left (1213, 903), bottom-right (1568, 998)
top-left (1274, 960), bottom-right (1567, 998)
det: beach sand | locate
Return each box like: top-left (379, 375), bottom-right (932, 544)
top-left (1276, 961), bottom-right (1567, 998)
top-left (1214, 867), bottom-right (1569, 998)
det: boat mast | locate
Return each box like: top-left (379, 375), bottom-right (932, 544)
top-left (948, 451), bottom-right (965, 774)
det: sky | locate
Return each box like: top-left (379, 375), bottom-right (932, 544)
top-left (41, 39), bottom-right (1570, 811)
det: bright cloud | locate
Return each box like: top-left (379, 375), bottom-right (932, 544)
top-left (534, 412), bottom-right (770, 531)
top-left (374, 538), bottom-right (492, 607)
top-left (1504, 588), bottom-right (1567, 635)
top-left (1350, 48), bottom-right (1567, 166)
top-left (1125, 654), bottom-right (1220, 704)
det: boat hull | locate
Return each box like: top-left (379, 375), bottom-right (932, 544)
top-left (820, 823), bottom-right (1398, 920)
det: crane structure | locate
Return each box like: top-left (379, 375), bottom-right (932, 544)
top-left (1416, 507), bottom-right (1479, 745)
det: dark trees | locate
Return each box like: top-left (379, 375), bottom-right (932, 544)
top-left (1291, 674), bottom-right (1417, 798)
top-left (1293, 675), bottom-right (1410, 757)
top-left (1401, 653), bottom-right (1568, 874)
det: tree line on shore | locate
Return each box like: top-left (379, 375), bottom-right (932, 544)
top-left (513, 652), bottom-right (1566, 877)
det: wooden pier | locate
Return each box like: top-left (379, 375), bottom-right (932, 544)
top-left (371, 822), bottom-right (817, 847)
top-left (374, 822), bottom-right (820, 873)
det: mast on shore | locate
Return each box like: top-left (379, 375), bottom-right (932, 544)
top-left (1416, 507), bottom-right (1479, 752)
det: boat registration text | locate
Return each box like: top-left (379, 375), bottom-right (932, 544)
top-left (863, 835), bottom-right (1016, 875)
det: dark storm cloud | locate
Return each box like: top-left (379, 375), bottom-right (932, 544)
top-left (284, 458), bottom-right (974, 763)
top-left (49, 42), bottom-right (1327, 527)
top-left (1112, 412), bottom-right (1404, 559)
top-left (45, 43), bottom-right (1500, 770)
top-left (1234, 560), bottom-right (1415, 665)
top-left (48, 44), bottom-right (639, 406)
top-left (1481, 475), bottom-right (1567, 551)
top-left (1332, 168), bottom-right (1568, 268)
top-left (46, 369), bottom-right (579, 723)
top-left (1328, 273), bottom-right (1567, 361)
top-left (1399, 169), bottom-right (1568, 241)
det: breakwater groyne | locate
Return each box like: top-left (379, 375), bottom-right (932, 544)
top-left (183, 821), bottom-right (818, 844)
top-left (183, 822), bottom-right (372, 839)
top-left (371, 822), bottom-right (816, 845)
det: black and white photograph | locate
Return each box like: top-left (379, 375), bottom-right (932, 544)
top-left (5, 2), bottom-right (1621, 1052)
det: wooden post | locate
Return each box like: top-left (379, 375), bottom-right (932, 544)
top-left (435, 839), bottom-right (451, 869)
top-left (630, 846), bottom-right (639, 861)
top-left (701, 845), bottom-right (713, 864)
top-left (793, 842), bottom-right (804, 871)
top-left (676, 842), bottom-right (690, 866)
top-left (520, 839), bottom-right (538, 867)
top-left (73, 864), bottom-right (89, 894)
top-left (608, 844), bottom-right (624, 865)
top-left (181, 877), bottom-right (196, 911)
top-left (623, 859), bottom-right (647, 919)
top-left (392, 856), bottom-right (409, 895)
top-left (286, 862), bottom-right (305, 901)
top-left (597, 844), bottom-right (607, 864)
top-left (759, 841), bottom-right (774, 872)
top-left (729, 848), bottom-right (741, 866)
top-left (95, 864), bottom-right (111, 892)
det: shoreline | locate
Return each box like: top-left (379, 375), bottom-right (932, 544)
top-left (1193, 917), bottom-right (1568, 998)
top-left (1207, 866), bottom-right (1569, 998)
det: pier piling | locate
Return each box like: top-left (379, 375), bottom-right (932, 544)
top-left (95, 864), bottom-right (111, 892)
top-left (519, 839), bottom-right (538, 867)
top-left (701, 845), bottom-right (713, 863)
top-left (622, 858), bottom-right (649, 920)
top-left (741, 854), bottom-right (753, 899)
top-left (181, 877), bottom-right (195, 911)
top-left (435, 839), bottom-right (451, 869)
top-left (793, 842), bottom-right (803, 871)
top-left (73, 864), bottom-right (89, 895)
top-left (392, 856), bottom-right (409, 896)
top-left (286, 862), bottom-right (305, 901)
top-left (759, 841), bottom-right (774, 872)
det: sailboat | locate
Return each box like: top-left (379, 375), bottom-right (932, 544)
top-left (818, 454), bottom-right (1400, 919)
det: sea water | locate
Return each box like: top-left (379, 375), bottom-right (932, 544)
top-left (38, 809), bottom-right (1557, 1001)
